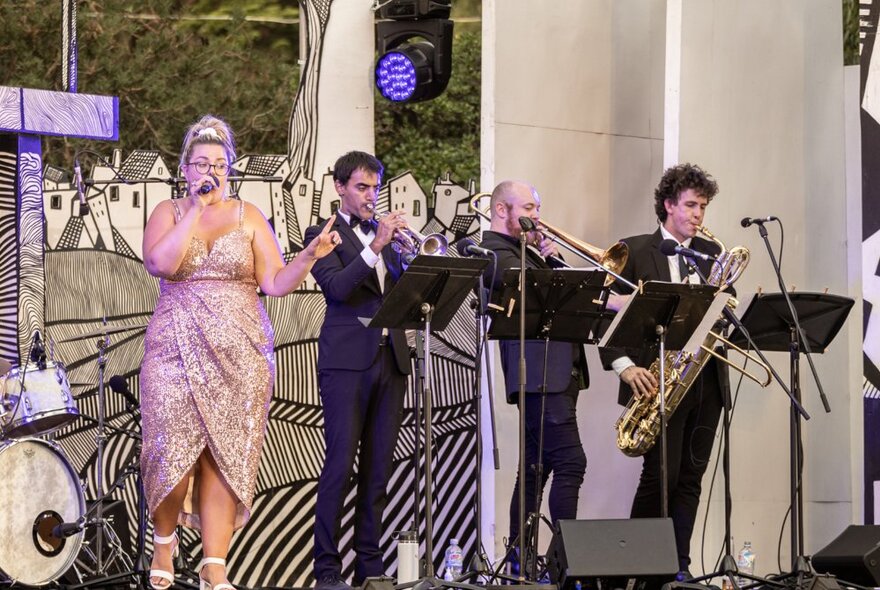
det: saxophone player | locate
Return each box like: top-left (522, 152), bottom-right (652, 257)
top-left (599, 163), bottom-right (729, 580)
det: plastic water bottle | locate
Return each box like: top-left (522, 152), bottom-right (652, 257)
top-left (735, 541), bottom-right (756, 587)
top-left (443, 538), bottom-right (463, 581)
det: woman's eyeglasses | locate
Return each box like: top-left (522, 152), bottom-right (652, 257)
top-left (187, 161), bottom-right (230, 176)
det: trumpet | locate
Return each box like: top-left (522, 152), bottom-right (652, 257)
top-left (367, 204), bottom-right (448, 263)
top-left (469, 192), bottom-right (633, 288)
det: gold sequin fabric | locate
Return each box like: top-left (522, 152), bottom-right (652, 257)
top-left (140, 202), bottom-right (275, 530)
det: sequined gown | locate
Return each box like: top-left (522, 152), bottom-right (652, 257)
top-left (140, 201), bottom-right (275, 530)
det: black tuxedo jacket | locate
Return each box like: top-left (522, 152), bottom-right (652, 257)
top-left (479, 230), bottom-right (589, 403)
top-left (304, 217), bottom-right (411, 374)
top-left (598, 229), bottom-right (727, 405)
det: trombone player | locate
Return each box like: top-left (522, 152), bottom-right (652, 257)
top-left (599, 163), bottom-right (729, 581)
top-left (479, 180), bottom-right (589, 574)
top-left (304, 151), bottom-right (411, 590)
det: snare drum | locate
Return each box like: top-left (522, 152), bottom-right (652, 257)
top-left (0, 437), bottom-right (85, 585)
top-left (1, 361), bottom-right (79, 438)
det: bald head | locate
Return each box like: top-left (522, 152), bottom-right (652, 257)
top-left (489, 180), bottom-right (541, 237)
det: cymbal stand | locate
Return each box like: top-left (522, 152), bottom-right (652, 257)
top-left (95, 334), bottom-right (109, 573)
top-left (67, 380), bottom-right (149, 588)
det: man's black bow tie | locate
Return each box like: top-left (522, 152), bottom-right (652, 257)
top-left (349, 215), bottom-right (375, 233)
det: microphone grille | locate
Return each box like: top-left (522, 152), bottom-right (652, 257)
top-left (108, 375), bottom-right (127, 393)
top-left (455, 238), bottom-right (474, 256)
top-left (658, 239), bottom-right (678, 256)
top-left (518, 216), bottom-right (536, 231)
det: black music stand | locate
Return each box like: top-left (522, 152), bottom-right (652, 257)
top-left (488, 267), bottom-right (611, 581)
top-left (598, 281), bottom-right (722, 519)
top-left (370, 255), bottom-right (488, 590)
top-left (728, 292), bottom-right (854, 576)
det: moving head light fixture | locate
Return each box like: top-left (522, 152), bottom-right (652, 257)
top-left (375, 0), bottom-right (454, 103)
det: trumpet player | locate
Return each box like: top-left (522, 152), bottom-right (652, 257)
top-left (304, 151), bottom-right (411, 590)
top-left (599, 163), bottom-right (728, 580)
top-left (479, 180), bottom-right (589, 573)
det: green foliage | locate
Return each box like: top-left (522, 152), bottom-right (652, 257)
top-left (0, 0), bottom-right (481, 188)
top-left (843, 0), bottom-right (859, 66)
top-left (375, 29), bottom-right (481, 197)
top-left (0, 0), bottom-right (298, 168)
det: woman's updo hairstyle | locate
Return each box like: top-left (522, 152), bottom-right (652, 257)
top-left (179, 114), bottom-right (237, 172)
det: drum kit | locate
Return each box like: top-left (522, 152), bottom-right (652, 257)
top-left (0, 321), bottom-right (147, 587)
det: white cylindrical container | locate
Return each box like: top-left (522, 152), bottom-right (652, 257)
top-left (396, 530), bottom-right (419, 583)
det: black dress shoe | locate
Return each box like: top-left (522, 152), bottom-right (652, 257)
top-left (316, 574), bottom-right (354, 590)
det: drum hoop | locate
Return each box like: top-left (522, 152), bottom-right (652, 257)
top-left (0, 437), bottom-right (86, 585)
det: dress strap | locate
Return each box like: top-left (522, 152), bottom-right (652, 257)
top-left (238, 200), bottom-right (244, 229)
top-left (171, 199), bottom-right (182, 222)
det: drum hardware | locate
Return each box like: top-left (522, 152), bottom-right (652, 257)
top-left (64, 374), bottom-right (148, 589)
top-left (58, 321), bottom-right (148, 343)
top-left (1, 330), bottom-right (81, 439)
top-left (0, 437), bottom-right (86, 586)
top-left (54, 329), bottom-right (147, 588)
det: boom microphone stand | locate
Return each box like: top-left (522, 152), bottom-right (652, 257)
top-left (743, 218), bottom-right (826, 576)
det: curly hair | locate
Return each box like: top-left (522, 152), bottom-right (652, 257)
top-left (654, 163), bottom-right (718, 222)
top-left (179, 114), bottom-right (237, 172)
top-left (332, 151), bottom-right (384, 185)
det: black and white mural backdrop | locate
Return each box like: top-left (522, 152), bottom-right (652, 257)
top-left (0, 4), bottom-right (480, 589)
top-left (861, 0), bottom-right (880, 525)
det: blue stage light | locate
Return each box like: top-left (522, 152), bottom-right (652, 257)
top-left (375, 16), bottom-right (453, 103)
top-left (376, 52), bottom-right (419, 102)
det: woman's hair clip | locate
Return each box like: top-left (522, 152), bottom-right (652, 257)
top-left (195, 127), bottom-right (221, 140)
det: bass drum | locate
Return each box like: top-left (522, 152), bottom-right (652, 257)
top-left (0, 438), bottom-right (85, 586)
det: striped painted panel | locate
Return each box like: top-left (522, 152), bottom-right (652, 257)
top-left (16, 143), bottom-right (44, 361)
top-left (43, 250), bottom-right (159, 321)
top-left (18, 87), bottom-right (118, 140)
top-left (0, 141), bottom-right (18, 362)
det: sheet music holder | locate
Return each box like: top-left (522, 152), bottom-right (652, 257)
top-left (598, 281), bottom-right (729, 519)
top-left (725, 290), bottom-right (853, 574)
top-left (728, 291), bottom-right (854, 353)
top-left (488, 268), bottom-right (610, 343)
top-left (368, 254), bottom-right (486, 590)
top-left (369, 255), bottom-right (489, 331)
top-left (598, 281), bottom-right (718, 351)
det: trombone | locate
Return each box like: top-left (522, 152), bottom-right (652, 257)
top-left (468, 192), bottom-right (635, 289)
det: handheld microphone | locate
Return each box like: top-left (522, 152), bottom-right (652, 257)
top-left (740, 216), bottom-right (778, 228)
top-left (52, 521), bottom-right (83, 539)
top-left (455, 238), bottom-right (493, 258)
top-left (74, 160), bottom-right (88, 215)
top-left (197, 176), bottom-right (218, 195)
top-left (108, 375), bottom-right (139, 409)
top-left (659, 238), bottom-right (716, 262)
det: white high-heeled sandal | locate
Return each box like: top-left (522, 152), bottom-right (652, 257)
top-left (197, 557), bottom-right (235, 590)
top-left (149, 531), bottom-right (179, 590)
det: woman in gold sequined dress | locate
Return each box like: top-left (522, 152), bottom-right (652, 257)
top-left (140, 115), bottom-right (339, 590)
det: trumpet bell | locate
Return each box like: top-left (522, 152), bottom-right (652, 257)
top-left (419, 233), bottom-right (448, 256)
